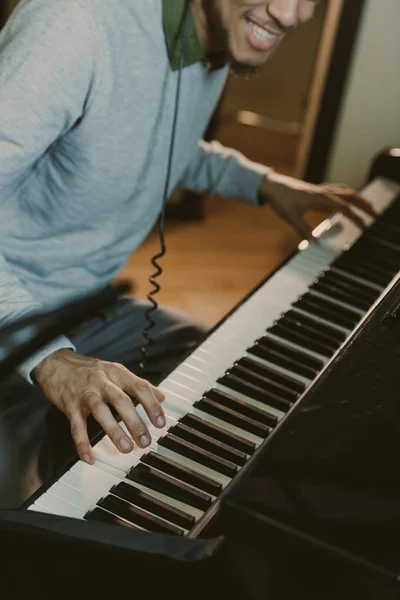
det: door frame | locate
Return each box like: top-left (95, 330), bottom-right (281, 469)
top-left (296, 0), bottom-right (367, 182)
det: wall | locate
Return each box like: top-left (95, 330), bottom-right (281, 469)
top-left (326, 0), bottom-right (400, 188)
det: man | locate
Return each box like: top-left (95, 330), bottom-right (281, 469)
top-left (0, 0), bottom-right (373, 503)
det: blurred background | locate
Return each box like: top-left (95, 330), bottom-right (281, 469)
top-left (1, 0), bottom-right (399, 326)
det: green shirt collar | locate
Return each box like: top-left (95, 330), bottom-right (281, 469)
top-left (163, 0), bottom-right (205, 70)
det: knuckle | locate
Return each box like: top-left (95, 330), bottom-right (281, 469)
top-left (111, 392), bottom-right (130, 410)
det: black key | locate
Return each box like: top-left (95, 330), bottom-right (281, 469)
top-left (170, 422), bottom-right (247, 466)
top-left (370, 222), bottom-right (400, 244)
top-left (195, 396), bottom-right (271, 439)
top-left (350, 236), bottom-right (400, 263)
top-left (137, 453), bottom-right (219, 501)
top-left (230, 363), bottom-right (299, 401)
top-left (269, 322), bottom-right (333, 358)
top-left (310, 280), bottom-right (371, 312)
top-left (205, 388), bottom-right (278, 428)
top-left (85, 506), bottom-right (138, 529)
top-left (158, 434), bottom-right (239, 478)
top-left (236, 356), bottom-right (306, 394)
top-left (345, 252), bottom-right (396, 280)
top-left (320, 270), bottom-right (379, 304)
top-left (219, 371), bottom-right (292, 413)
top-left (333, 257), bottom-right (389, 288)
top-left (180, 413), bottom-right (256, 455)
top-left (293, 295), bottom-right (358, 330)
top-left (281, 312), bottom-right (342, 349)
top-left (249, 341), bottom-right (318, 380)
top-left (284, 309), bottom-right (346, 344)
top-left (365, 232), bottom-right (400, 254)
top-left (258, 336), bottom-right (323, 371)
top-left (97, 495), bottom-right (184, 535)
top-left (352, 235), bottom-right (400, 267)
top-left (111, 481), bottom-right (195, 530)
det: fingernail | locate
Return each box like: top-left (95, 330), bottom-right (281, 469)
top-left (140, 434), bottom-right (150, 448)
top-left (84, 454), bottom-right (93, 465)
top-left (120, 437), bottom-right (133, 452)
top-left (156, 415), bottom-right (165, 428)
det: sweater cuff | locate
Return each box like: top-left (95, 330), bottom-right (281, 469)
top-left (16, 335), bottom-right (76, 384)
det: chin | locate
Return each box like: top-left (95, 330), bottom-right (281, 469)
top-left (228, 45), bottom-right (275, 77)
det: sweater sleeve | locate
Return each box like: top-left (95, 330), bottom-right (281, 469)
top-left (179, 139), bottom-right (274, 204)
top-left (0, 0), bottom-right (100, 382)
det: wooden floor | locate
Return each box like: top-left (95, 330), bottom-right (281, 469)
top-left (115, 194), bottom-right (323, 328)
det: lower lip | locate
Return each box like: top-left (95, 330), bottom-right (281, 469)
top-left (243, 18), bottom-right (280, 52)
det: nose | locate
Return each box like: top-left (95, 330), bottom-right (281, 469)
top-left (266, 0), bottom-right (299, 30)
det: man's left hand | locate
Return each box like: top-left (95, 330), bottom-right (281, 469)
top-left (258, 172), bottom-right (376, 242)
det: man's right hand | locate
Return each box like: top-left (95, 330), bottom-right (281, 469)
top-left (34, 349), bottom-right (166, 465)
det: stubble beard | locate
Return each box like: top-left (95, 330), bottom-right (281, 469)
top-left (201, 0), bottom-right (261, 78)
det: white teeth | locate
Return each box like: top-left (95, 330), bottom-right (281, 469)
top-left (250, 22), bottom-right (276, 42)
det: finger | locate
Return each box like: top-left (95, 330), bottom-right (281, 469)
top-left (104, 382), bottom-right (153, 449)
top-left (85, 391), bottom-right (135, 454)
top-left (69, 411), bottom-right (94, 465)
top-left (322, 185), bottom-right (377, 218)
top-left (286, 215), bottom-right (316, 244)
top-left (324, 192), bottom-right (366, 230)
top-left (117, 371), bottom-right (166, 429)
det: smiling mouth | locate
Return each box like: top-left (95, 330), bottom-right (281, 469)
top-left (244, 15), bottom-right (282, 45)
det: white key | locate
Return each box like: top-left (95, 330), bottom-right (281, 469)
top-left (35, 493), bottom-right (86, 519)
top-left (47, 480), bottom-right (95, 512)
top-left (65, 460), bottom-right (203, 521)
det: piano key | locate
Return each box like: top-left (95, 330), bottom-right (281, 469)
top-left (139, 453), bottom-right (221, 498)
top-left (290, 305), bottom-right (350, 336)
top-left (258, 335), bottom-right (324, 371)
top-left (34, 493), bottom-right (86, 519)
top-left (308, 289), bottom-right (364, 317)
top-left (276, 314), bottom-right (341, 351)
top-left (85, 506), bottom-right (144, 529)
top-left (236, 356), bottom-right (306, 394)
top-left (268, 322), bottom-right (334, 358)
top-left (293, 295), bottom-right (358, 330)
top-left (96, 495), bottom-right (185, 535)
top-left (330, 265), bottom-right (383, 293)
top-left (190, 405), bottom-right (264, 446)
top-left (158, 434), bottom-right (239, 478)
top-left (283, 309), bottom-right (346, 344)
top-left (110, 481), bottom-right (194, 531)
top-left (333, 257), bottom-right (390, 288)
top-left (179, 413), bottom-right (256, 455)
top-left (169, 422), bottom-right (248, 466)
top-left (247, 342), bottom-right (317, 380)
top-left (29, 504), bottom-right (54, 514)
top-left (152, 441), bottom-right (231, 487)
top-left (47, 480), bottom-right (96, 512)
top-left (161, 388), bottom-right (264, 446)
top-left (228, 363), bottom-right (298, 402)
top-left (244, 349), bottom-right (311, 386)
top-left (311, 281), bottom-right (372, 312)
top-left (195, 395), bottom-right (271, 439)
top-left (319, 270), bottom-right (379, 304)
top-left (365, 232), bottom-right (400, 254)
top-left (265, 332), bottom-right (329, 364)
top-left (93, 435), bottom-right (143, 473)
top-left (218, 371), bottom-right (292, 414)
top-left (66, 459), bottom-right (203, 520)
top-left (212, 384), bottom-right (283, 426)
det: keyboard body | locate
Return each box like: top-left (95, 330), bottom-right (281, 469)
top-left (26, 175), bottom-right (400, 538)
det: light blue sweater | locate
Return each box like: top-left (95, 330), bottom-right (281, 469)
top-left (0, 0), bottom-right (271, 381)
